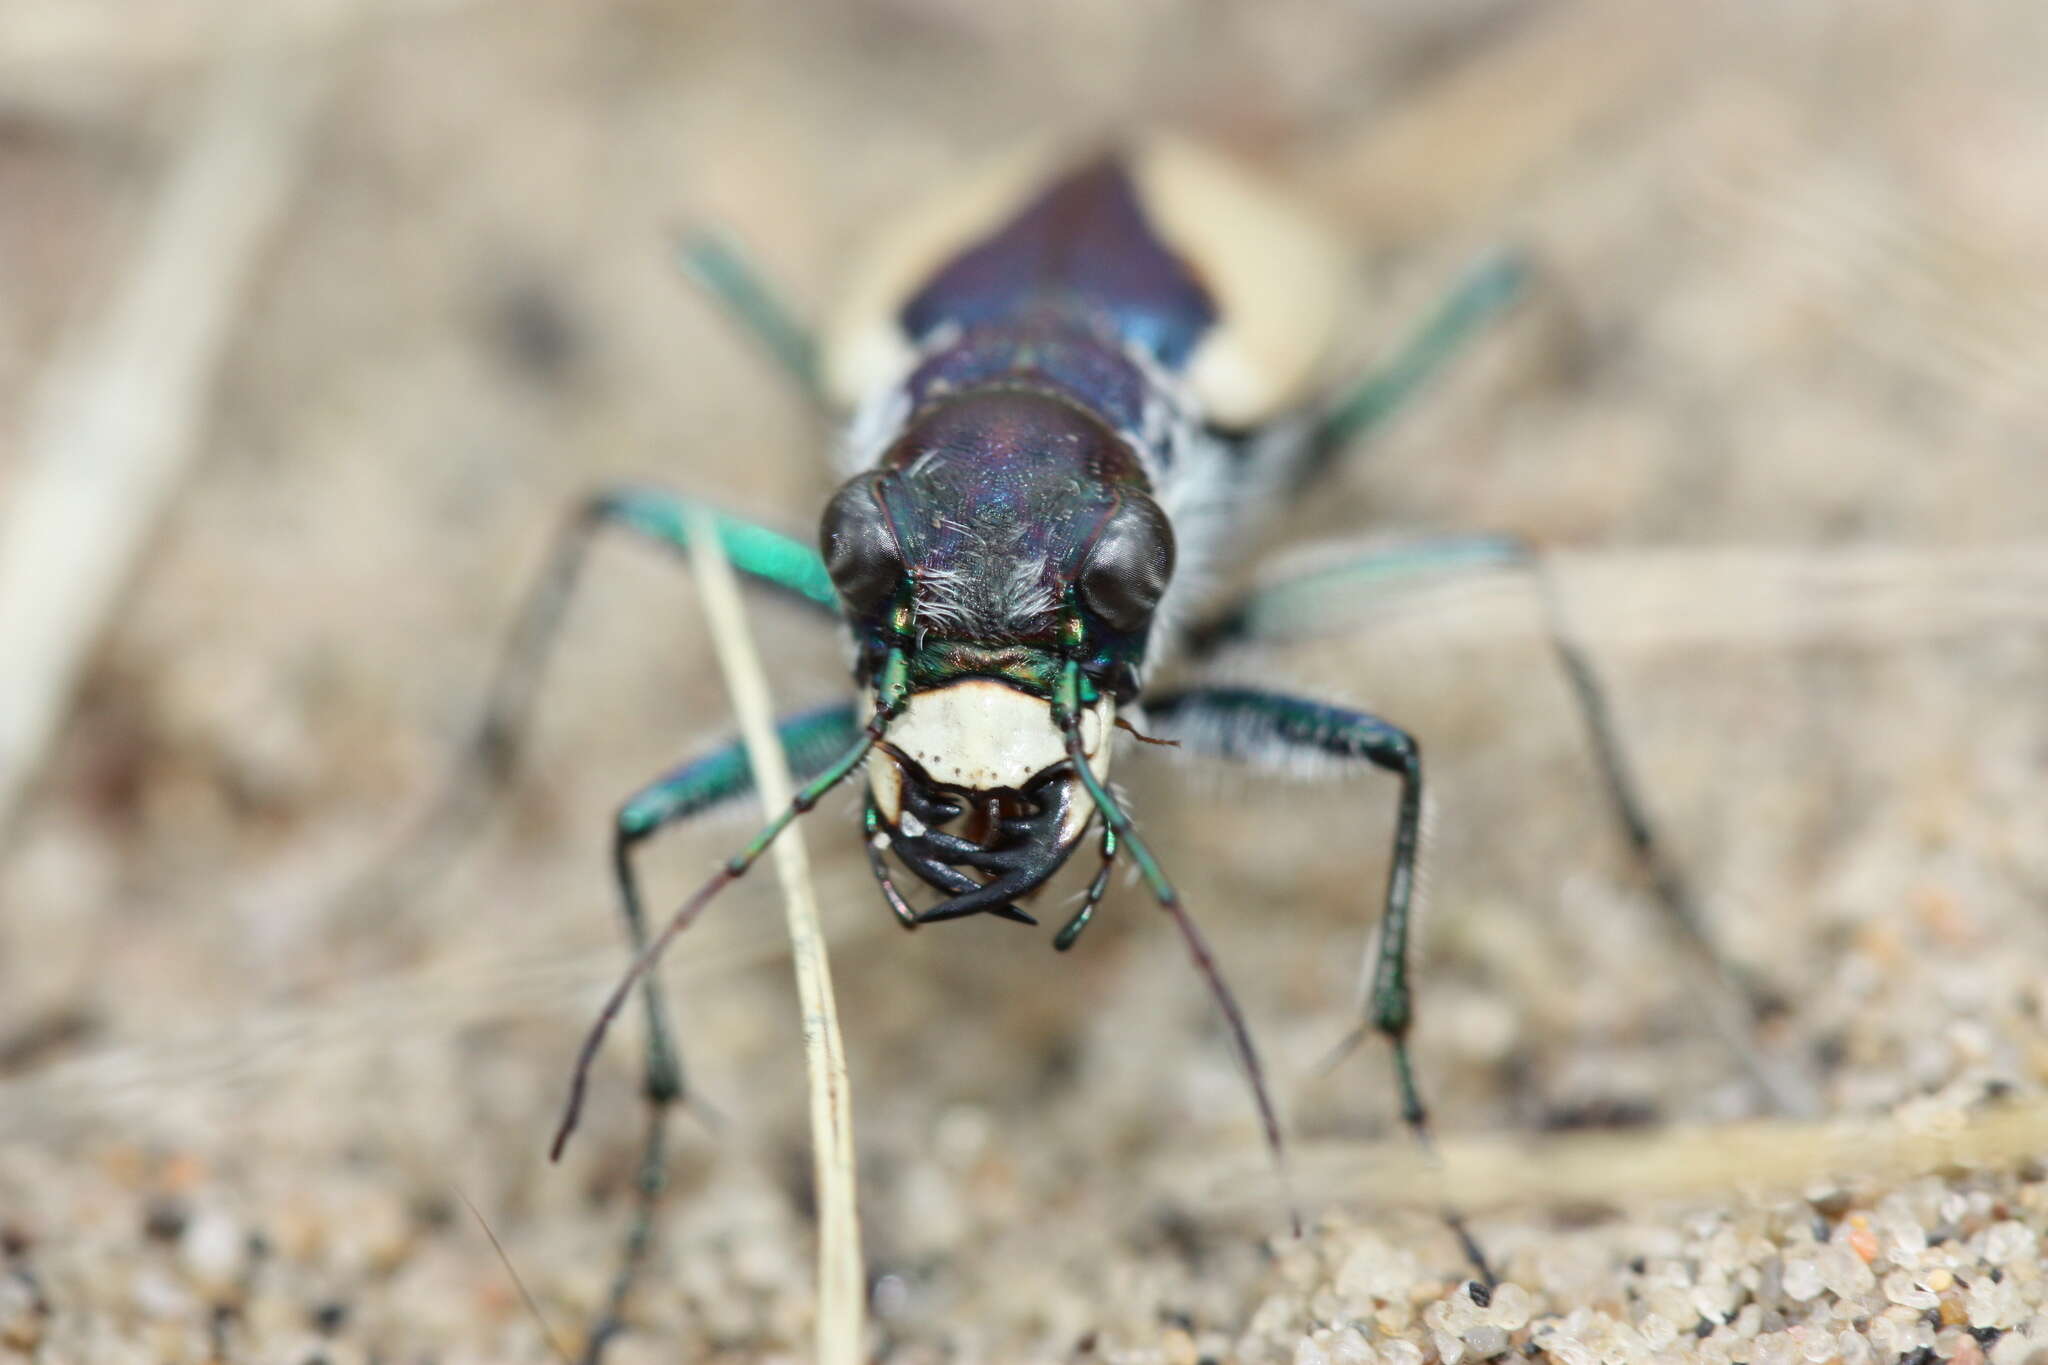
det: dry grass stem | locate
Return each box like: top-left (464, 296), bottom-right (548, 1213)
top-left (1190, 1101), bottom-right (2048, 1222)
top-left (0, 20), bottom-right (332, 840)
top-left (684, 509), bottom-right (865, 1365)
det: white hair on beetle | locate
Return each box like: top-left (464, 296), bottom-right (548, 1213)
top-left (1115, 338), bottom-right (1316, 683)
top-left (906, 525), bottom-right (1060, 640)
top-left (833, 320), bottom-right (960, 476)
top-left (1001, 554), bottom-right (1059, 625)
top-left (835, 380), bottom-right (911, 477)
top-left (909, 565), bottom-right (977, 635)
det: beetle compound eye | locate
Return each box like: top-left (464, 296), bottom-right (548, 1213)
top-left (819, 476), bottom-right (904, 615)
top-left (1079, 493), bottom-right (1175, 633)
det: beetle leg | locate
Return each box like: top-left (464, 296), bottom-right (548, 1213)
top-left (577, 702), bottom-right (860, 1363)
top-left (1182, 534), bottom-right (1815, 1116)
top-left (1304, 248), bottom-right (1530, 478)
top-left (676, 227), bottom-right (829, 408)
top-left (1142, 685), bottom-right (1490, 1283)
top-left (337, 489), bottom-right (838, 934)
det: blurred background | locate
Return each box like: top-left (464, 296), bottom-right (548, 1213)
top-left (1, 1), bottom-right (2045, 1361)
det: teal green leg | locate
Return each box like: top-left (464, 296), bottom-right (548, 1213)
top-left (1141, 691), bottom-right (1430, 1124)
top-left (1189, 533), bottom-right (1697, 942)
top-left (1183, 535), bottom-right (1814, 1115)
top-left (344, 488), bottom-right (838, 928)
top-left (1141, 685), bottom-right (1490, 1282)
top-left (1303, 251), bottom-right (1529, 484)
top-left (676, 229), bottom-right (826, 406)
top-left (586, 701), bottom-right (861, 1363)
top-left (1185, 533), bottom-right (1528, 654)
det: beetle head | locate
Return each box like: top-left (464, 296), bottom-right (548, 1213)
top-left (819, 387), bottom-right (1172, 920)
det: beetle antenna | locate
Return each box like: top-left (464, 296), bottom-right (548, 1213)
top-left (1055, 661), bottom-right (1302, 1236)
top-left (551, 715), bottom-right (887, 1162)
top-left (1114, 715), bottom-right (1180, 747)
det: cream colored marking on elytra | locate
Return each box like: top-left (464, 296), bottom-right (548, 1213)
top-left (1130, 136), bottom-right (1355, 429)
top-left (822, 135), bottom-right (1356, 430)
top-left (865, 678), bottom-right (1113, 850)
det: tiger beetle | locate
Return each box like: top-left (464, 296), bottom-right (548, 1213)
top-left (389, 137), bottom-right (1796, 1359)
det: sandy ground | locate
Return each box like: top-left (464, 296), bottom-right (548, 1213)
top-left (2, 1), bottom-right (2047, 1361)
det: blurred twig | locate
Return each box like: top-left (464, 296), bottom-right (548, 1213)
top-left (0, 19), bottom-right (335, 843)
top-left (0, 0), bottom-right (471, 106)
top-left (685, 510), bottom-right (866, 1365)
top-left (1188, 1100), bottom-right (2048, 1221)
